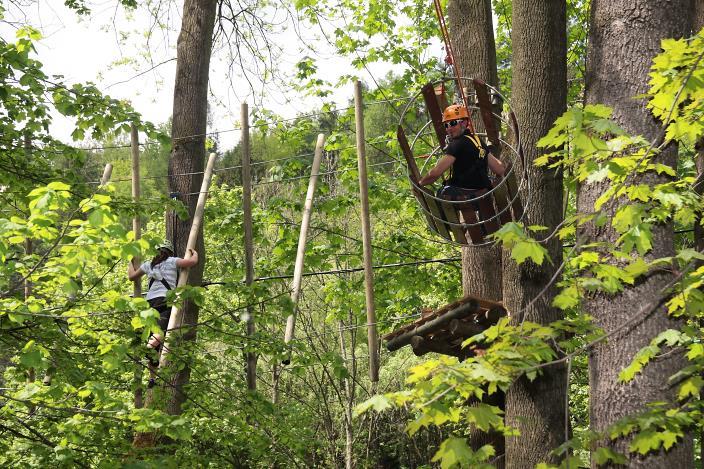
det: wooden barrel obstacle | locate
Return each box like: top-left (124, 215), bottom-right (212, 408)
top-left (383, 295), bottom-right (507, 359)
top-left (397, 78), bottom-right (527, 246)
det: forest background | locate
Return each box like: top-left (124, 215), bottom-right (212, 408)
top-left (1, 0), bottom-right (703, 468)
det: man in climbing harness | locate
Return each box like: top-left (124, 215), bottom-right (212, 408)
top-left (418, 104), bottom-right (505, 198)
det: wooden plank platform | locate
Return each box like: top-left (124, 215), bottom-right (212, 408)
top-left (383, 295), bottom-right (507, 358)
top-left (439, 200), bottom-right (468, 244)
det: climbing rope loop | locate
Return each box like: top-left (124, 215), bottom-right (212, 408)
top-left (397, 76), bottom-right (530, 246)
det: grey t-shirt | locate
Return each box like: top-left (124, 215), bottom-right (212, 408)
top-left (140, 257), bottom-right (179, 300)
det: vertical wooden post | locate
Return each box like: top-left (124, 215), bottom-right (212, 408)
top-left (23, 134), bottom-right (32, 301)
top-left (130, 124), bottom-right (144, 409)
top-left (158, 153), bottom-right (217, 368)
top-left (283, 134), bottom-right (326, 352)
top-left (353, 81), bottom-right (379, 382)
top-left (241, 103), bottom-right (257, 391)
top-left (24, 134), bottom-right (35, 384)
top-left (131, 124), bottom-right (142, 297)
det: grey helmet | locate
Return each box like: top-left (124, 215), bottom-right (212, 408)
top-left (156, 240), bottom-right (174, 253)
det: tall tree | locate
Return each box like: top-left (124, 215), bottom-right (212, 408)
top-left (163, 0), bottom-right (218, 415)
top-left (447, 0), bottom-right (502, 303)
top-left (447, 0), bottom-right (505, 464)
top-left (502, 0), bottom-right (567, 467)
top-left (580, 0), bottom-right (693, 466)
top-left (135, 0), bottom-right (218, 440)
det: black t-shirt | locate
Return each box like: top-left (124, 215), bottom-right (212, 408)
top-left (444, 131), bottom-right (491, 189)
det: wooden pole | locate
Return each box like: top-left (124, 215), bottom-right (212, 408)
top-left (241, 103), bottom-right (257, 391)
top-left (130, 125), bottom-right (142, 297)
top-left (130, 124), bottom-right (144, 409)
top-left (354, 80), bottom-right (379, 382)
top-left (158, 152), bottom-right (217, 368)
top-left (99, 163), bottom-right (113, 187)
top-left (24, 134), bottom-right (34, 384)
top-left (283, 133), bottom-right (326, 354)
top-left (23, 135), bottom-right (32, 301)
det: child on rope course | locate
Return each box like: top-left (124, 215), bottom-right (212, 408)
top-left (128, 240), bottom-right (198, 366)
top-left (418, 104), bottom-right (505, 200)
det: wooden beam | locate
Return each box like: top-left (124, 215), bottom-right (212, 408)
top-left (284, 134), bottom-right (326, 350)
top-left (386, 300), bottom-right (480, 352)
top-left (476, 308), bottom-right (505, 326)
top-left (130, 124), bottom-right (143, 409)
top-left (448, 319), bottom-right (484, 338)
top-left (410, 335), bottom-right (460, 357)
top-left (397, 125), bottom-right (421, 182)
top-left (439, 200), bottom-right (468, 244)
top-left (354, 80), bottom-right (379, 382)
top-left (477, 196), bottom-right (500, 235)
top-left (99, 164), bottom-right (113, 187)
top-left (158, 153), bottom-right (217, 368)
top-left (421, 82), bottom-right (447, 145)
top-left (241, 103), bottom-right (257, 391)
top-left (473, 78), bottom-right (501, 147)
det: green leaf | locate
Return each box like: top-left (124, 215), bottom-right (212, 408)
top-left (355, 395), bottom-right (392, 416)
top-left (20, 340), bottom-right (43, 368)
top-left (678, 376), bottom-right (702, 400)
top-left (553, 285), bottom-right (580, 310)
top-left (619, 344), bottom-right (659, 383)
top-left (88, 209), bottom-right (104, 227)
top-left (511, 240), bottom-right (548, 265)
top-left (131, 316), bottom-right (144, 330)
top-left (593, 447), bottom-right (627, 465)
top-left (686, 343), bottom-right (704, 360)
top-left (47, 181), bottom-right (71, 191)
top-left (466, 404), bottom-right (502, 432)
top-left (431, 436), bottom-right (474, 469)
top-left (629, 430), bottom-right (660, 455)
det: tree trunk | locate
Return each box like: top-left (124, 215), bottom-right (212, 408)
top-left (448, 0), bottom-right (502, 307)
top-left (503, 1), bottom-right (567, 467)
top-left (447, 1), bottom-right (506, 464)
top-left (162, 0), bottom-right (217, 417)
top-left (581, 1), bottom-right (693, 467)
top-left (134, 1), bottom-right (216, 447)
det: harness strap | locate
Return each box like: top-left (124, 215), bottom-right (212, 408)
top-left (147, 269), bottom-right (179, 292)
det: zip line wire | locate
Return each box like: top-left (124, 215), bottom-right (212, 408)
top-left (3, 95), bottom-right (412, 155)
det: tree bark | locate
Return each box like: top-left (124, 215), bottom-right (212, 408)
top-left (503, 1), bottom-right (567, 467)
top-left (162, 0), bottom-right (217, 417)
top-left (447, 0), bottom-right (503, 303)
top-left (447, 1), bottom-right (505, 464)
top-left (581, 1), bottom-right (693, 467)
top-left (695, 0), bottom-right (704, 34)
top-left (135, 0), bottom-right (216, 430)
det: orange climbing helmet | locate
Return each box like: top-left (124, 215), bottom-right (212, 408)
top-left (442, 104), bottom-right (469, 122)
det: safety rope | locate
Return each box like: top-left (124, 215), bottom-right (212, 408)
top-left (432, 0), bottom-right (475, 134)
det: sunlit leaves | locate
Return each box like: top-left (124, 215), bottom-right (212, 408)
top-left (492, 222), bottom-right (550, 266)
top-left (430, 437), bottom-right (475, 469)
top-left (648, 29), bottom-right (704, 146)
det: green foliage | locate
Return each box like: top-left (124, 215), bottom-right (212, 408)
top-left (431, 436), bottom-right (495, 469)
top-left (4, 2), bottom-right (704, 468)
top-left (493, 223), bottom-right (550, 266)
top-left (358, 24), bottom-right (704, 469)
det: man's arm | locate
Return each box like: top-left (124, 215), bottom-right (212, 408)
top-left (418, 154), bottom-right (455, 185)
top-left (488, 154), bottom-right (505, 177)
